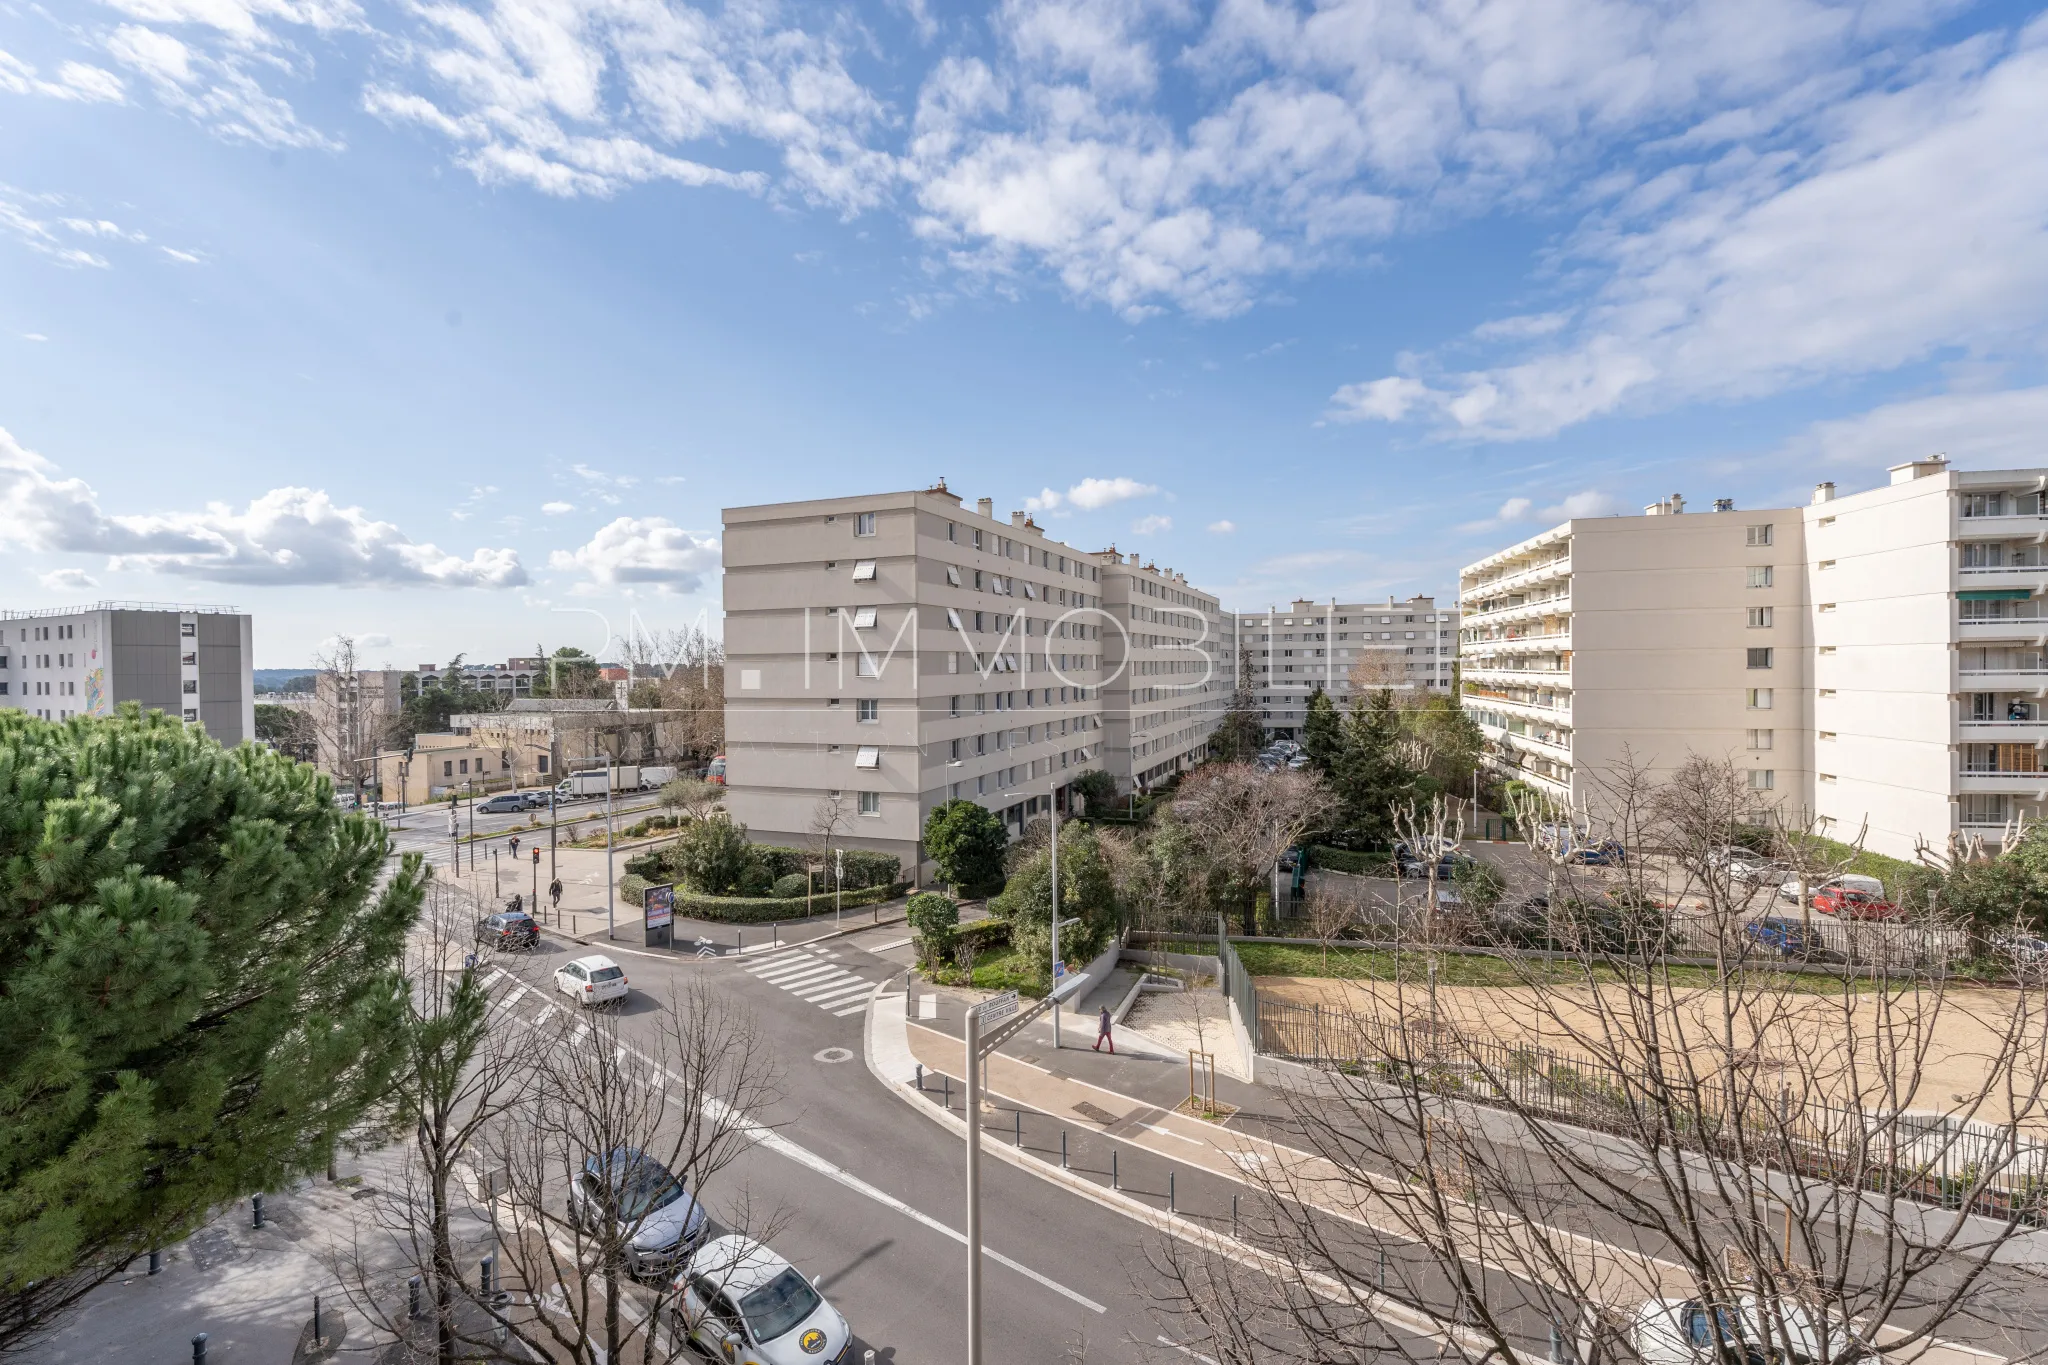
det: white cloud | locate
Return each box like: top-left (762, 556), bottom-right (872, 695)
top-left (1206, 519), bottom-right (1235, 533)
top-left (161, 246), bottom-right (203, 263)
top-left (541, 501), bottom-right (577, 515)
top-left (1131, 513), bottom-right (1172, 535)
top-left (0, 49), bottom-right (126, 102)
top-left (1779, 387), bottom-right (2048, 469)
top-left (0, 189), bottom-right (112, 268)
top-left (1496, 497), bottom-right (1535, 521)
top-left (1334, 23), bottom-right (2048, 440)
top-left (1545, 491), bottom-right (1622, 520)
top-left (0, 426), bottom-right (527, 587)
top-left (356, 632), bottom-right (393, 649)
top-left (36, 567), bottom-right (98, 591)
top-left (1457, 489), bottom-right (1618, 534)
top-left (22, 333), bottom-right (48, 342)
top-left (1023, 475), bottom-right (1161, 513)
top-left (549, 516), bottom-right (719, 593)
top-left (105, 23), bottom-right (340, 150)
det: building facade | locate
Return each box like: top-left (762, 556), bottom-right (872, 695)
top-left (1460, 458), bottom-right (2048, 860)
top-left (0, 601), bottom-right (254, 743)
top-left (415, 656), bottom-right (547, 698)
top-left (1097, 551), bottom-right (1234, 789)
top-left (1235, 596), bottom-right (1459, 737)
top-left (722, 485), bottom-right (1137, 873)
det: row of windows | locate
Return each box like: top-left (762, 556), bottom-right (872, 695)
top-left (14, 623), bottom-right (80, 642)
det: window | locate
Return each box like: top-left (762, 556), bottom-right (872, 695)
top-left (1963, 793), bottom-right (2012, 825)
top-left (1747, 688), bottom-right (1773, 710)
top-left (182, 679), bottom-right (199, 694)
top-left (852, 606), bottom-right (878, 629)
top-left (182, 652), bottom-right (197, 666)
top-left (972, 529), bottom-right (983, 550)
top-left (538, 755), bottom-right (549, 773)
top-left (973, 569), bottom-right (984, 591)
top-left (857, 698), bottom-right (878, 722)
top-left (949, 695), bottom-right (960, 717)
top-left (946, 608), bottom-right (963, 630)
top-left (1818, 602), bottom-right (1836, 613)
top-left (444, 761), bottom-right (454, 777)
top-left (947, 522), bottom-right (956, 542)
top-left (854, 746), bottom-right (881, 769)
top-left (1746, 566), bottom-right (1774, 588)
top-left (180, 622), bottom-right (196, 637)
top-left (827, 697), bottom-right (842, 707)
top-left (1748, 769), bottom-right (1776, 791)
top-left (459, 759), bottom-right (470, 774)
top-left (946, 565), bottom-right (961, 587)
top-left (856, 654), bottom-right (879, 677)
top-left (182, 708), bottom-right (198, 722)
top-left (1817, 515), bottom-right (1835, 527)
top-left (1748, 729), bottom-right (1773, 750)
top-left (858, 791), bottom-right (880, 816)
top-left (1747, 607), bottom-right (1773, 628)
top-left (1818, 731), bottom-right (1836, 741)
top-left (852, 560), bottom-right (877, 581)
top-left (854, 511), bottom-right (876, 536)
top-left (1747, 648), bottom-right (1774, 669)
top-left (1818, 559), bottom-right (1836, 570)
top-left (1746, 524), bottom-right (1774, 547)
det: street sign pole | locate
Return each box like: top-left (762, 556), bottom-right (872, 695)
top-left (964, 1001), bottom-right (984, 1365)
top-left (1050, 783), bottom-right (1060, 1049)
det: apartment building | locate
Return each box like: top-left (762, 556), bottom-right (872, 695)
top-left (315, 668), bottom-right (409, 784)
top-left (1235, 596), bottom-right (1459, 736)
top-left (1460, 457), bottom-right (2048, 860)
top-left (0, 601), bottom-right (255, 743)
top-left (415, 656), bottom-right (546, 698)
top-left (1097, 551), bottom-right (1234, 788)
top-left (723, 485), bottom-right (1118, 873)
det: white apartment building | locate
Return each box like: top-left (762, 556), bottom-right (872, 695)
top-left (0, 601), bottom-right (255, 743)
top-left (1236, 596), bottom-right (1459, 737)
top-left (722, 485), bottom-right (1119, 873)
top-left (1461, 457), bottom-right (2048, 860)
top-left (1097, 551), bottom-right (1234, 788)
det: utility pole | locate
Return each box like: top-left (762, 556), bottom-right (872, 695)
top-left (964, 1000), bottom-right (986, 1365)
top-left (1050, 783), bottom-right (1060, 1048)
top-left (447, 796), bottom-right (458, 876)
top-left (835, 847), bottom-right (843, 926)
top-left (606, 751), bottom-right (616, 940)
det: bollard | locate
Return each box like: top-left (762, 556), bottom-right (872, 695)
top-left (1378, 1247), bottom-right (1388, 1290)
top-left (1169, 1171), bottom-right (1175, 1214)
top-left (773, 922), bottom-right (779, 947)
top-left (1231, 1194), bottom-right (1239, 1239)
top-left (313, 1294), bottom-right (321, 1344)
top-left (1111, 1150), bottom-right (1118, 1191)
top-left (1015, 1110), bottom-right (1022, 1147)
top-left (737, 929), bottom-right (744, 954)
top-left (480, 1254), bottom-right (495, 1297)
top-left (251, 1194), bottom-right (264, 1228)
top-left (1061, 1130), bottom-right (1068, 1170)
top-left (148, 1248), bottom-right (161, 1276)
top-left (942, 1074), bottom-right (951, 1109)
top-left (408, 1275), bottom-right (422, 1319)
top-left (915, 1063), bottom-right (923, 1092)
top-left (192, 1332), bottom-right (208, 1364)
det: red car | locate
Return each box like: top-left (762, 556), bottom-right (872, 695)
top-left (1813, 886), bottom-right (1902, 921)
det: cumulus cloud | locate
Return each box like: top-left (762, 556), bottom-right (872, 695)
top-left (1207, 519), bottom-right (1235, 533)
top-left (1131, 513), bottom-right (1172, 535)
top-left (549, 516), bottom-right (719, 593)
top-left (1333, 24), bottom-right (2048, 440)
top-left (0, 426), bottom-right (527, 587)
top-left (542, 501), bottom-right (577, 515)
top-left (357, 632), bottom-right (393, 649)
top-left (1024, 476), bottom-right (1161, 515)
top-left (36, 567), bottom-right (98, 591)
top-left (1458, 489), bottom-right (1619, 534)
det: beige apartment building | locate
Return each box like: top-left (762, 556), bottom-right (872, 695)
top-left (1462, 457), bottom-right (2048, 860)
top-left (722, 485), bottom-right (1121, 873)
top-left (1098, 552), bottom-right (1234, 788)
top-left (1237, 596), bottom-right (1459, 736)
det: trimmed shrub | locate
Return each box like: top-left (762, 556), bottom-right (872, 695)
top-left (671, 881), bottom-right (907, 924)
top-left (624, 849), bottom-right (667, 879)
top-left (907, 891), bottom-right (961, 968)
top-left (1310, 844), bottom-right (1392, 875)
top-left (953, 919), bottom-right (1010, 954)
top-left (772, 873), bottom-right (810, 899)
top-left (619, 872), bottom-right (651, 906)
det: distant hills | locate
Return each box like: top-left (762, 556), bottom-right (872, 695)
top-left (253, 668), bottom-right (317, 693)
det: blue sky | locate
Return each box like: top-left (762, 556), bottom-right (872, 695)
top-left (3, 0), bottom-right (2044, 667)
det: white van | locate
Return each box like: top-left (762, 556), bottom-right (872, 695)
top-left (1633, 1295), bottom-right (1862, 1365)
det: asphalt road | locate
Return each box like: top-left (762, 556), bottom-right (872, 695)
top-left (380, 790), bottom-right (666, 870)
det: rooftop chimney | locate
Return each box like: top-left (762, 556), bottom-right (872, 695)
top-left (1888, 453), bottom-right (1949, 485)
top-left (1010, 511), bottom-right (1026, 527)
top-left (1812, 482), bottom-right (1836, 505)
top-left (976, 497), bottom-right (994, 519)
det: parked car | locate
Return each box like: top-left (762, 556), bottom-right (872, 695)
top-left (477, 792), bottom-right (528, 814)
top-left (1744, 917), bottom-right (1814, 957)
top-left (1564, 838), bottom-right (1627, 866)
top-left (1813, 886), bottom-right (1903, 921)
top-left (1392, 841), bottom-right (1476, 880)
top-left (569, 1147), bottom-right (709, 1280)
top-left (676, 1235), bottom-right (853, 1365)
top-left (1632, 1294), bottom-right (1849, 1365)
top-left (1707, 846), bottom-right (1787, 885)
top-left (475, 911), bottom-right (539, 950)
top-left (1780, 872), bottom-right (1885, 904)
top-left (1989, 930), bottom-right (2048, 963)
top-left (521, 789), bottom-right (554, 810)
top-left (556, 954), bottom-right (630, 1006)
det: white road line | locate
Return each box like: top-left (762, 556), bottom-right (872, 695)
top-left (703, 1099), bottom-right (1105, 1314)
top-left (790, 975), bottom-right (866, 1001)
top-left (759, 965), bottom-right (842, 990)
top-left (831, 1003), bottom-right (869, 1017)
top-left (532, 1006), bottom-right (555, 1025)
top-left (748, 957), bottom-right (826, 980)
top-left (1142, 1124), bottom-right (1204, 1147)
top-left (805, 982), bottom-right (875, 1007)
top-left (1157, 1336), bottom-right (1220, 1364)
top-left (866, 937), bottom-right (913, 952)
top-left (743, 946), bottom-right (809, 968)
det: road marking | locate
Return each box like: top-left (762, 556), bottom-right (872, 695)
top-left (751, 961), bottom-right (839, 986)
top-left (742, 952), bottom-right (889, 1015)
top-left (805, 982), bottom-right (874, 1007)
top-left (831, 1002), bottom-right (869, 1017)
top-left (917, 996), bottom-right (938, 1020)
top-left (1142, 1124), bottom-right (1204, 1147)
top-left (703, 1098), bottom-right (1106, 1314)
top-left (791, 975), bottom-right (868, 1002)
top-left (1157, 1337), bottom-right (1220, 1364)
top-left (867, 937), bottom-right (913, 952)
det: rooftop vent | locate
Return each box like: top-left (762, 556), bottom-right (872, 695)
top-left (1713, 498), bottom-right (1735, 513)
top-left (1643, 493), bottom-right (1686, 516)
top-left (1813, 482), bottom-right (1836, 504)
top-left (1889, 454), bottom-right (1949, 485)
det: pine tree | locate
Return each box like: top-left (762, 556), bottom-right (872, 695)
top-left (1301, 686), bottom-right (1343, 773)
top-left (1332, 689), bottom-right (1417, 847)
top-left (0, 705), bottom-right (424, 1349)
top-left (1209, 644), bottom-right (1266, 762)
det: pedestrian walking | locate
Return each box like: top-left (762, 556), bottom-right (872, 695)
top-left (510, 835), bottom-right (521, 858)
top-left (549, 878), bottom-right (563, 910)
top-left (1093, 1005), bottom-right (1115, 1054)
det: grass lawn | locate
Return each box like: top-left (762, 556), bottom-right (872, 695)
top-left (928, 947), bottom-right (1051, 998)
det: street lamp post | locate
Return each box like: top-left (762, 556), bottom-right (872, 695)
top-left (1050, 782), bottom-right (1060, 1048)
top-left (834, 847), bottom-right (843, 926)
top-left (605, 752), bottom-right (616, 940)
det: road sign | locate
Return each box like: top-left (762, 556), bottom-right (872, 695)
top-left (1052, 961), bottom-right (1069, 981)
top-left (977, 990), bottom-right (1019, 1024)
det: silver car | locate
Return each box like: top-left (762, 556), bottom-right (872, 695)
top-left (567, 1148), bottom-right (709, 1280)
top-left (674, 1235), bottom-right (853, 1365)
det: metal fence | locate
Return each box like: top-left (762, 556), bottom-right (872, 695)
top-left (1218, 929), bottom-right (1260, 1056)
top-left (1667, 912), bottom-right (1973, 969)
top-left (1258, 997), bottom-right (2048, 1226)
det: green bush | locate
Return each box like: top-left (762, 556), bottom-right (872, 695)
top-left (1309, 844), bottom-right (1392, 874)
top-left (669, 814), bottom-right (751, 894)
top-left (953, 919), bottom-right (1010, 954)
top-left (624, 849), bottom-right (667, 879)
top-left (771, 873), bottom-right (810, 899)
top-left (670, 882), bottom-right (907, 924)
top-left (923, 800), bottom-right (1008, 896)
top-left (907, 891), bottom-right (961, 967)
top-left (619, 872), bottom-right (651, 906)
top-left (736, 860), bottom-right (774, 896)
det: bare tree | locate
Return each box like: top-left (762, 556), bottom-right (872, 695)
top-left (330, 880), bottom-right (536, 1365)
top-left (312, 634), bottom-right (388, 805)
top-left (1176, 763), bottom-right (1339, 935)
top-left (806, 792), bottom-right (851, 911)
top-left (1151, 755), bottom-right (2048, 1365)
top-left (470, 981), bottom-right (782, 1364)
top-left (1304, 887), bottom-right (1359, 976)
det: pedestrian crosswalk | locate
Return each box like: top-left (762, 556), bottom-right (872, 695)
top-left (742, 945), bottom-right (882, 1017)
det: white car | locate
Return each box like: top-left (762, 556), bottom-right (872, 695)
top-left (674, 1235), bottom-right (854, 1365)
top-left (1632, 1295), bottom-right (1853, 1365)
top-left (1779, 872), bottom-right (1885, 904)
top-left (556, 954), bottom-right (629, 1007)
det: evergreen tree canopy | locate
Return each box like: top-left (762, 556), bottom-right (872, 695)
top-left (922, 800), bottom-right (1009, 897)
top-left (1208, 645), bottom-right (1265, 763)
top-left (0, 707), bottom-right (423, 1348)
top-left (1332, 690), bottom-right (1417, 847)
top-left (1301, 687), bottom-right (1343, 773)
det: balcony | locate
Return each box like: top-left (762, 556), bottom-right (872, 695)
top-left (1498, 727), bottom-right (1573, 761)
top-left (1956, 512), bottom-right (2048, 541)
top-left (1464, 664), bottom-right (1571, 686)
top-left (1958, 564), bottom-right (2048, 584)
top-left (1463, 630), bottom-right (1572, 656)
top-left (1960, 771), bottom-right (2048, 796)
top-left (1461, 595), bottom-right (1571, 627)
top-left (1960, 616), bottom-right (2048, 644)
top-left (1461, 556), bottom-right (1572, 605)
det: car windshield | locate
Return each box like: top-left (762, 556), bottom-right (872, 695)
top-left (611, 1160), bottom-right (685, 1219)
top-left (739, 1267), bottom-right (822, 1342)
top-left (590, 965), bottom-right (624, 982)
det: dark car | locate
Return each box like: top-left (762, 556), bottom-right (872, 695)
top-left (569, 1147), bottom-right (709, 1280)
top-left (1744, 916), bottom-right (1813, 957)
top-left (1393, 841), bottom-right (1477, 881)
top-left (477, 793), bottom-right (528, 814)
top-left (1564, 838), bottom-right (1627, 866)
top-left (476, 911), bottom-right (539, 949)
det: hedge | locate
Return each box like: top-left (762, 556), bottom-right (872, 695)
top-left (953, 919), bottom-right (1010, 953)
top-left (1309, 845), bottom-right (1393, 875)
top-left (631, 881), bottom-right (911, 925)
top-left (641, 840), bottom-right (902, 895)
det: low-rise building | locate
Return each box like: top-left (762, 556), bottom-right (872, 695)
top-left (0, 601), bottom-right (254, 742)
top-left (415, 656), bottom-right (546, 698)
